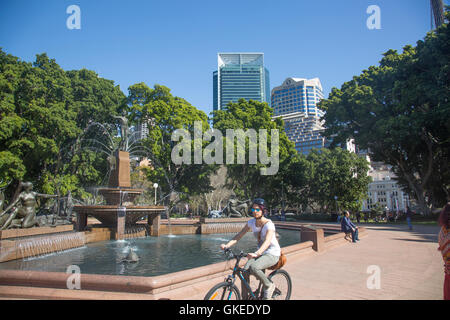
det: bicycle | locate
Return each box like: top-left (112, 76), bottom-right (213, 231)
top-left (204, 248), bottom-right (292, 300)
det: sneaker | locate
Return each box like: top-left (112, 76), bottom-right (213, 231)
top-left (263, 283), bottom-right (276, 300)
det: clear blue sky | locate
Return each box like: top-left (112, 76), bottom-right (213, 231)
top-left (0, 0), bottom-right (446, 116)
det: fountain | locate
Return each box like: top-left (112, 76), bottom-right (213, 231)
top-left (73, 118), bottom-right (166, 240)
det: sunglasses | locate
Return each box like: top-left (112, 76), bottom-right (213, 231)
top-left (251, 208), bottom-right (262, 213)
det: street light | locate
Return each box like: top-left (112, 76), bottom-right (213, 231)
top-left (153, 183), bottom-right (158, 205)
top-left (334, 196), bottom-right (338, 213)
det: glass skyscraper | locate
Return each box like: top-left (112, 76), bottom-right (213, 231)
top-left (271, 78), bottom-right (324, 117)
top-left (271, 77), bottom-right (328, 155)
top-left (213, 53), bottom-right (270, 111)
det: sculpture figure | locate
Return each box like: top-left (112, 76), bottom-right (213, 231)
top-left (122, 248), bottom-right (139, 263)
top-left (112, 115), bottom-right (129, 151)
top-left (223, 196), bottom-right (251, 217)
top-left (0, 182), bottom-right (57, 230)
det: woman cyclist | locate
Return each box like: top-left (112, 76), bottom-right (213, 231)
top-left (220, 198), bottom-right (280, 300)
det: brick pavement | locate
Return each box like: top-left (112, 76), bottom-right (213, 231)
top-left (284, 224), bottom-right (444, 300)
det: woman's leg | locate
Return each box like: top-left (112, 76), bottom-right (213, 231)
top-left (444, 273), bottom-right (450, 300)
top-left (245, 254), bottom-right (279, 289)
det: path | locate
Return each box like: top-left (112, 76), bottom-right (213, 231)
top-left (284, 224), bottom-right (443, 300)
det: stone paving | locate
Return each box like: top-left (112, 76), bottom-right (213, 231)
top-left (284, 223), bottom-right (444, 300)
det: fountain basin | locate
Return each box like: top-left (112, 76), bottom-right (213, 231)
top-left (73, 205), bottom-right (166, 240)
top-left (74, 205), bottom-right (162, 226)
top-left (97, 188), bottom-right (144, 206)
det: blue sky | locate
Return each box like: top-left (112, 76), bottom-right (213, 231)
top-left (0, 0), bottom-right (446, 116)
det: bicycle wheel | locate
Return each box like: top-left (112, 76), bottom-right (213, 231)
top-left (204, 282), bottom-right (241, 300)
top-left (268, 269), bottom-right (292, 300)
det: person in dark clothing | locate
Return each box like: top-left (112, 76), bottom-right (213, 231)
top-left (341, 211), bottom-right (360, 243)
top-left (406, 206), bottom-right (413, 230)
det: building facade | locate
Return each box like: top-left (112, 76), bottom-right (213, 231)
top-left (276, 112), bottom-right (329, 154)
top-left (213, 53), bottom-right (270, 111)
top-left (271, 77), bottom-right (324, 117)
top-left (271, 77), bottom-right (329, 154)
top-left (362, 162), bottom-right (411, 213)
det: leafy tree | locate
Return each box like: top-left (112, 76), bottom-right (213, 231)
top-left (127, 83), bottom-right (216, 213)
top-left (320, 11), bottom-right (450, 214)
top-left (0, 49), bottom-right (126, 200)
top-left (212, 98), bottom-right (297, 205)
top-left (285, 148), bottom-right (371, 213)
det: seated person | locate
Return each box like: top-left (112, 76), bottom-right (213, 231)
top-left (341, 211), bottom-right (360, 243)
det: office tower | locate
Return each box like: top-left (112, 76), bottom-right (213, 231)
top-left (431, 0), bottom-right (445, 28)
top-left (213, 53), bottom-right (270, 111)
top-left (271, 77), bottom-right (324, 117)
top-left (136, 121), bottom-right (148, 141)
top-left (278, 112), bottom-right (330, 155)
top-left (271, 77), bottom-right (329, 154)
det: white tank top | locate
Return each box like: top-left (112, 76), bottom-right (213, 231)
top-left (247, 218), bottom-right (281, 257)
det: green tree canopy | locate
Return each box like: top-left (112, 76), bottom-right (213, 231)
top-left (212, 98), bottom-right (297, 205)
top-left (127, 83), bottom-right (216, 212)
top-left (0, 49), bottom-right (126, 199)
top-left (319, 11), bottom-right (450, 213)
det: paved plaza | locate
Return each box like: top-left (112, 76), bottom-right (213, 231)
top-left (284, 223), bottom-right (443, 300)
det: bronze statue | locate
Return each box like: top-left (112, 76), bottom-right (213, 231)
top-left (223, 196), bottom-right (251, 217)
top-left (112, 115), bottom-right (129, 151)
top-left (0, 182), bottom-right (57, 230)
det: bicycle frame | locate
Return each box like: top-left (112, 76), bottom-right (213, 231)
top-left (226, 249), bottom-right (265, 300)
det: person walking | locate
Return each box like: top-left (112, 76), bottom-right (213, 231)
top-left (438, 203), bottom-right (450, 300)
top-left (341, 211), bottom-right (360, 243)
top-left (220, 198), bottom-right (280, 300)
top-left (356, 212), bottom-right (361, 224)
top-left (406, 206), bottom-right (413, 230)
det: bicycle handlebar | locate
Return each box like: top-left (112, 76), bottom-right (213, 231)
top-left (224, 248), bottom-right (247, 260)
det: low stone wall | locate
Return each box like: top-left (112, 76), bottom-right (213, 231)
top-left (0, 225), bottom-right (74, 240)
top-left (201, 223), bottom-right (247, 234)
top-left (0, 231), bottom-right (86, 263)
top-left (159, 224), bottom-right (199, 235)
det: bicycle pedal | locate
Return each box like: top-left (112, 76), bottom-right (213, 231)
top-left (272, 288), bottom-right (281, 298)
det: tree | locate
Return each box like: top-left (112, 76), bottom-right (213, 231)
top-left (0, 49), bottom-right (126, 200)
top-left (127, 83), bottom-right (216, 213)
top-left (285, 148), bottom-right (371, 213)
top-left (212, 98), bottom-right (297, 205)
top-left (320, 10), bottom-right (450, 214)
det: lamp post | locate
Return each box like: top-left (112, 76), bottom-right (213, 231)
top-left (334, 196), bottom-right (338, 213)
top-left (153, 183), bottom-right (158, 205)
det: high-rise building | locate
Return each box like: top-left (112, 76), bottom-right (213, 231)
top-left (431, 0), bottom-right (445, 28)
top-left (271, 77), bottom-right (329, 154)
top-left (271, 78), bottom-right (324, 117)
top-left (213, 53), bottom-right (270, 111)
top-left (276, 111), bottom-right (329, 155)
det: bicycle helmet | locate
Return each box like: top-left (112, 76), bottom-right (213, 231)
top-left (253, 198), bottom-right (266, 207)
top-left (252, 198), bottom-right (267, 217)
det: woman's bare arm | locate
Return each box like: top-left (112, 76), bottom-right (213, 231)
top-left (0, 195), bottom-right (21, 217)
top-left (254, 229), bottom-right (275, 256)
top-left (222, 224), bottom-right (250, 249)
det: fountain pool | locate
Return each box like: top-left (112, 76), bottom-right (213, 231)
top-left (0, 229), bottom-right (300, 277)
